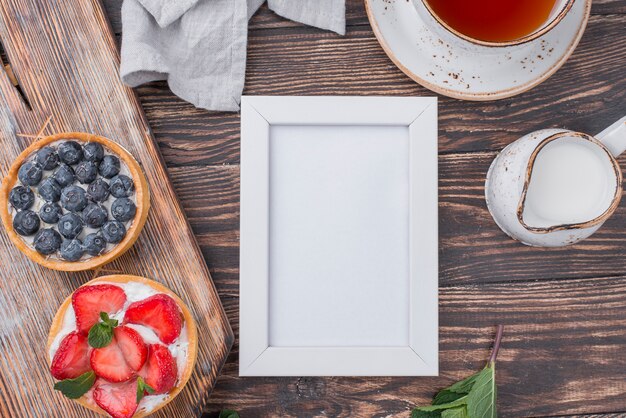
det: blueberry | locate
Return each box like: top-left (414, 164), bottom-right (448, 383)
top-left (87, 178), bottom-right (110, 202)
top-left (57, 141), bottom-right (83, 165)
top-left (38, 178), bottom-right (62, 202)
top-left (82, 203), bottom-right (108, 228)
top-left (13, 210), bottom-right (40, 236)
top-left (35, 146), bottom-right (59, 170)
top-left (83, 233), bottom-right (106, 256)
top-left (60, 239), bottom-right (84, 261)
top-left (33, 228), bottom-right (62, 255)
top-left (18, 161), bottom-right (43, 186)
top-left (60, 185), bottom-right (88, 212)
top-left (58, 212), bottom-right (83, 239)
top-left (9, 186), bottom-right (34, 210)
top-left (99, 155), bottom-right (120, 179)
top-left (75, 161), bottom-right (98, 184)
top-left (111, 198), bottom-right (136, 222)
top-left (109, 175), bottom-right (134, 198)
top-left (83, 142), bottom-right (104, 163)
top-left (101, 220), bottom-right (126, 243)
top-left (52, 164), bottom-right (75, 187)
top-left (39, 202), bottom-right (62, 224)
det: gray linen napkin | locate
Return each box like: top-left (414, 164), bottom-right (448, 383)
top-left (120, 0), bottom-right (346, 112)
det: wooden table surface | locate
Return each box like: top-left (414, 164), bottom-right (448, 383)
top-left (100, 1), bottom-right (625, 416)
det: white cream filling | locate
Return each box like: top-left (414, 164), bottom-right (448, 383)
top-left (9, 139), bottom-right (136, 261)
top-left (48, 281), bottom-right (190, 414)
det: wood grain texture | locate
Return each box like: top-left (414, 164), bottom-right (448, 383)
top-left (100, 5), bottom-right (625, 163)
top-left (9, 0), bottom-right (624, 417)
top-left (0, 1), bottom-right (233, 417)
top-left (547, 416), bottom-right (626, 418)
top-left (546, 416), bottom-right (626, 418)
top-left (100, 0), bottom-right (626, 416)
top-left (197, 277), bottom-right (626, 417)
top-left (166, 159), bottom-right (626, 292)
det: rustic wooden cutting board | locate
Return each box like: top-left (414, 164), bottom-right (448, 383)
top-left (0, 1), bottom-right (233, 417)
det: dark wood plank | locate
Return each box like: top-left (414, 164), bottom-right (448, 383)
top-left (0, 0), bottom-right (233, 417)
top-left (102, 0), bottom-right (626, 35)
top-left (95, 1), bottom-right (626, 417)
top-left (542, 415), bottom-right (626, 418)
top-left (438, 151), bottom-right (626, 285)
top-left (110, 13), bottom-right (626, 166)
top-left (169, 166), bottom-right (239, 297)
top-left (194, 276), bottom-right (626, 417)
top-left (167, 159), bottom-right (626, 292)
top-left (552, 415), bottom-right (626, 418)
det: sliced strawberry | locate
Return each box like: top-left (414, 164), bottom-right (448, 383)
top-left (124, 294), bottom-right (182, 344)
top-left (93, 378), bottom-right (138, 418)
top-left (140, 344), bottom-right (177, 394)
top-left (114, 326), bottom-right (148, 371)
top-left (72, 284), bottom-right (127, 334)
top-left (50, 331), bottom-right (91, 380)
top-left (90, 335), bottom-right (135, 382)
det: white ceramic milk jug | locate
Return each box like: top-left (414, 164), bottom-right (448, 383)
top-left (485, 116), bottom-right (626, 247)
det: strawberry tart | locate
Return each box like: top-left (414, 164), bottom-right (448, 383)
top-left (47, 275), bottom-right (198, 418)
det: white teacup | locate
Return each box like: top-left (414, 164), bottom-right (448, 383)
top-left (485, 116), bottom-right (626, 247)
top-left (413, 0), bottom-right (574, 49)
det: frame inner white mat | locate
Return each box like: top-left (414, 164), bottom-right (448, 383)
top-left (268, 125), bottom-right (410, 347)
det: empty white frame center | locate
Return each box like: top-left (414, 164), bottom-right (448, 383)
top-left (269, 125), bottom-right (410, 347)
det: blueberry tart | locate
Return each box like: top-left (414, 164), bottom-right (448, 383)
top-left (1, 132), bottom-right (150, 271)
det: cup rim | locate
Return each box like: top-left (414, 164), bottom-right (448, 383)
top-left (420, 0), bottom-right (575, 47)
top-left (516, 131), bottom-right (623, 233)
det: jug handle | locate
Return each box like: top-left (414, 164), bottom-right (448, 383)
top-left (597, 116), bottom-right (626, 157)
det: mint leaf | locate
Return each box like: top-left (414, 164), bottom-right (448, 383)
top-left (53, 371), bottom-right (95, 399)
top-left (99, 312), bottom-right (118, 327)
top-left (413, 398), bottom-right (469, 418)
top-left (414, 397), bottom-right (467, 412)
top-left (136, 376), bottom-right (156, 403)
top-left (413, 396), bottom-right (468, 417)
top-left (412, 411), bottom-right (442, 418)
top-left (219, 410), bottom-right (240, 418)
top-left (441, 407), bottom-right (469, 418)
top-left (466, 365), bottom-right (496, 418)
top-left (447, 373), bottom-right (480, 393)
top-left (136, 380), bottom-right (143, 403)
top-left (88, 311), bottom-right (119, 348)
top-left (88, 322), bottom-right (113, 348)
top-left (433, 372), bottom-right (480, 405)
top-left (412, 325), bottom-right (503, 418)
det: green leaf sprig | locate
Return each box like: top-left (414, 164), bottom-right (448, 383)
top-left (412, 325), bottom-right (504, 418)
top-left (136, 376), bottom-right (156, 403)
top-left (53, 371), bottom-right (96, 399)
top-left (88, 312), bottom-right (119, 348)
top-left (219, 410), bottom-right (240, 418)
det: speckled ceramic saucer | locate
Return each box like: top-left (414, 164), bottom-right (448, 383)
top-left (365, 0), bottom-right (591, 100)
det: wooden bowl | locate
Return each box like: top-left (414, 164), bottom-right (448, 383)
top-left (0, 132), bottom-right (150, 271)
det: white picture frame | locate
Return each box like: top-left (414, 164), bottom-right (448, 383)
top-left (239, 96), bottom-right (438, 376)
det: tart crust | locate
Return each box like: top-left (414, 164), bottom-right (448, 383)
top-left (46, 275), bottom-right (199, 418)
top-left (0, 132), bottom-right (150, 271)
